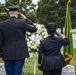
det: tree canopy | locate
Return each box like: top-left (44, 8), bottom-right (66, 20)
top-left (0, 0), bottom-right (37, 23)
top-left (37, 0), bottom-right (76, 28)
top-left (0, 0), bottom-right (76, 28)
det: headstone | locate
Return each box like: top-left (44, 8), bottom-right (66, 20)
top-left (29, 52), bottom-right (32, 58)
top-left (62, 65), bottom-right (75, 75)
top-left (0, 63), bottom-right (6, 75)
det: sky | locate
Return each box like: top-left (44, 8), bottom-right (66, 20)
top-left (0, 0), bottom-right (40, 4)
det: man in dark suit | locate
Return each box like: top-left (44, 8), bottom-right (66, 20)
top-left (38, 23), bottom-right (70, 75)
top-left (0, 5), bottom-right (37, 75)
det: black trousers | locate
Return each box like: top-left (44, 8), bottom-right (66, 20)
top-left (43, 69), bottom-right (62, 75)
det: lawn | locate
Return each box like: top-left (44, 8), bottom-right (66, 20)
top-left (23, 52), bottom-right (42, 75)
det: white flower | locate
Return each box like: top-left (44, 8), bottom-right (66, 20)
top-left (26, 23), bottom-right (48, 52)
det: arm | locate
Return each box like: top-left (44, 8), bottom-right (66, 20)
top-left (38, 41), bottom-right (44, 70)
top-left (55, 29), bottom-right (70, 46)
top-left (24, 19), bottom-right (37, 32)
top-left (56, 34), bottom-right (70, 46)
top-left (62, 38), bottom-right (70, 46)
top-left (19, 12), bottom-right (37, 32)
top-left (0, 31), bottom-right (3, 57)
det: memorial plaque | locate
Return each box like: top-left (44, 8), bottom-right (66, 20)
top-left (0, 63), bottom-right (6, 75)
top-left (62, 65), bottom-right (75, 75)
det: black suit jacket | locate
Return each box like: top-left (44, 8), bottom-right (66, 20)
top-left (38, 36), bottom-right (70, 70)
top-left (0, 16), bottom-right (37, 60)
top-left (0, 31), bottom-right (3, 57)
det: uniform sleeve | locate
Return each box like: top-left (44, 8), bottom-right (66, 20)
top-left (0, 30), bottom-right (3, 57)
top-left (24, 19), bottom-right (37, 32)
top-left (38, 41), bottom-right (44, 64)
top-left (62, 38), bottom-right (70, 46)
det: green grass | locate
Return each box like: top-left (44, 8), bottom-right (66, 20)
top-left (23, 52), bottom-right (42, 75)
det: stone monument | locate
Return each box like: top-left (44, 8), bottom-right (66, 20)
top-left (0, 63), bottom-right (6, 75)
top-left (62, 65), bottom-right (75, 75)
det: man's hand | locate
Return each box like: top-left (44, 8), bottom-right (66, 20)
top-left (0, 57), bottom-right (3, 60)
top-left (19, 12), bottom-right (26, 19)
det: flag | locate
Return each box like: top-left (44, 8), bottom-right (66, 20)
top-left (63, 0), bottom-right (74, 64)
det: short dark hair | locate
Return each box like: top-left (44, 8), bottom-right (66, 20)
top-left (47, 29), bottom-right (56, 35)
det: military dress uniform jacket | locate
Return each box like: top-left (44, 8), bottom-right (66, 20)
top-left (38, 36), bottom-right (70, 70)
top-left (0, 31), bottom-right (3, 57)
top-left (0, 16), bottom-right (37, 60)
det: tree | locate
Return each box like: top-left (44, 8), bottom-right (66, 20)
top-left (0, 0), bottom-right (37, 23)
top-left (37, 0), bottom-right (76, 28)
top-left (37, 0), bottom-right (64, 27)
top-left (0, 3), bottom-right (8, 21)
top-left (19, 0), bottom-right (37, 22)
top-left (71, 0), bottom-right (76, 28)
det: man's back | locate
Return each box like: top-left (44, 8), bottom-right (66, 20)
top-left (0, 17), bottom-right (37, 60)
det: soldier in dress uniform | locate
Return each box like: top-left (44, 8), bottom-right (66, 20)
top-left (38, 23), bottom-right (70, 75)
top-left (0, 5), bottom-right (37, 75)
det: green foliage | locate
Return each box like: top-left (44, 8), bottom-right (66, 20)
top-left (0, 3), bottom-right (8, 21)
top-left (18, 0), bottom-right (36, 22)
top-left (37, 0), bottom-right (76, 28)
top-left (0, 0), bottom-right (37, 23)
top-left (71, 0), bottom-right (76, 28)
